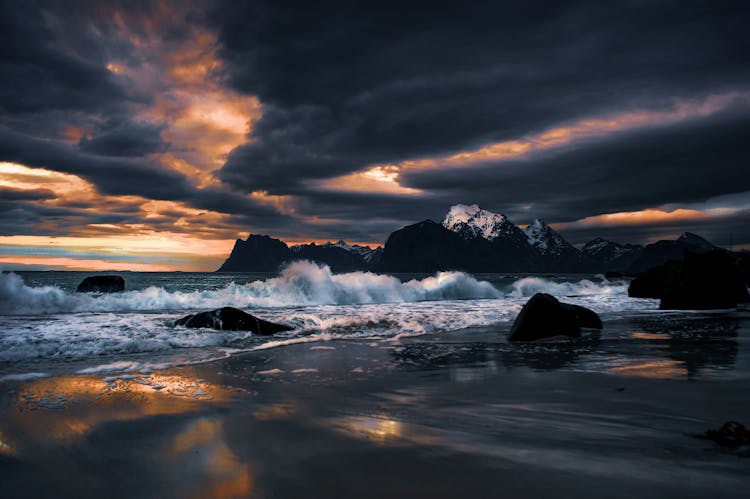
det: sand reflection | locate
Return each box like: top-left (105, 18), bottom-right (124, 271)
top-left (166, 418), bottom-right (254, 498)
top-left (607, 359), bottom-right (687, 379)
top-left (1, 370), bottom-right (235, 446)
top-left (0, 431), bottom-right (13, 456)
top-left (252, 402), bottom-right (299, 421)
top-left (329, 415), bottom-right (445, 448)
top-left (630, 331), bottom-right (670, 340)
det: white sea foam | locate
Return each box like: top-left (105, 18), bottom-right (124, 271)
top-left (509, 276), bottom-right (626, 298)
top-left (0, 261), bottom-right (500, 315)
top-left (0, 265), bottom-right (658, 372)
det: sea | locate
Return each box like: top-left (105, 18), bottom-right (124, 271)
top-left (1, 260), bottom-right (749, 382)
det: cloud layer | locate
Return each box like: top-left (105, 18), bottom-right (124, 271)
top-left (1, 0), bottom-right (749, 269)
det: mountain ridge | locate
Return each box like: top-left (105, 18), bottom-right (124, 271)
top-left (216, 205), bottom-right (728, 274)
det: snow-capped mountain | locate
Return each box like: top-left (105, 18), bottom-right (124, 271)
top-left (442, 204), bottom-right (529, 244)
top-left (581, 237), bottom-right (642, 263)
top-left (523, 219), bottom-right (578, 258)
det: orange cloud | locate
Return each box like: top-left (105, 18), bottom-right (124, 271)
top-left (0, 256), bottom-right (175, 272)
top-left (101, 5), bottom-right (262, 188)
top-left (317, 164), bottom-right (423, 195)
top-left (558, 208), bottom-right (710, 228)
top-left (0, 162), bottom-right (246, 270)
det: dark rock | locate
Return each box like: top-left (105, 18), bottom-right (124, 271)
top-left (509, 293), bottom-right (602, 341)
top-left (696, 421), bottom-right (750, 448)
top-left (571, 304), bottom-right (603, 329)
top-left (736, 251), bottom-right (750, 286)
top-left (628, 260), bottom-right (681, 299)
top-left (76, 275), bottom-right (125, 293)
top-left (375, 220), bottom-right (536, 273)
top-left (217, 234), bottom-right (292, 272)
top-left (629, 251), bottom-right (749, 309)
top-left (175, 307), bottom-right (293, 335)
top-left (660, 250), bottom-right (750, 310)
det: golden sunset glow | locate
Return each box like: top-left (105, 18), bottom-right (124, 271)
top-left (249, 190), bottom-right (299, 215)
top-left (102, 6), bottom-right (262, 188)
top-left (0, 161), bottom-right (245, 270)
top-left (557, 208), bottom-right (709, 228)
top-left (318, 164), bottom-right (423, 195)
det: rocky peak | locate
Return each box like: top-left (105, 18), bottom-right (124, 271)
top-left (523, 218), bottom-right (576, 257)
top-left (442, 204), bottom-right (520, 241)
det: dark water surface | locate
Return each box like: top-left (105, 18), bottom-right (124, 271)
top-left (1, 315), bottom-right (749, 498)
top-left (1, 270), bottom-right (749, 497)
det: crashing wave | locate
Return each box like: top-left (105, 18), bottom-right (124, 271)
top-left (0, 261), bottom-right (502, 315)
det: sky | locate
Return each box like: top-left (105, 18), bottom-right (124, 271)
top-left (1, 0), bottom-right (749, 271)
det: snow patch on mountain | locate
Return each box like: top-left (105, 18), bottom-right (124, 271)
top-left (442, 204), bottom-right (520, 241)
top-left (523, 219), bottom-right (575, 257)
top-left (291, 240), bottom-right (381, 263)
top-left (581, 237), bottom-right (641, 263)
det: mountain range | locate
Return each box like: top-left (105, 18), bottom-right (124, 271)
top-left (218, 204), bottom-right (727, 274)
top-left (218, 237), bottom-right (382, 273)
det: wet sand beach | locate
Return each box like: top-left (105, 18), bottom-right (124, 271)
top-left (2, 312), bottom-right (749, 498)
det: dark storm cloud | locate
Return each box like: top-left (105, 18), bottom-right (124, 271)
top-left (0, 125), bottom-right (194, 199)
top-left (401, 109), bottom-right (750, 225)
top-left (2, 0), bottom-right (749, 253)
top-left (0, 186), bottom-right (56, 202)
top-left (560, 209), bottom-right (750, 248)
top-left (0, 124), bottom-right (291, 226)
top-left (212, 0), bottom-right (750, 193)
top-left (0, 1), bottom-right (140, 119)
top-left (79, 121), bottom-right (169, 157)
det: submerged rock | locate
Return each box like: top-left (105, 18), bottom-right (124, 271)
top-left (509, 293), bottom-right (602, 341)
top-left (76, 275), bottom-right (125, 293)
top-left (696, 421), bottom-right (750, 448)
top-left (175, 307), bottom-right (293, 335)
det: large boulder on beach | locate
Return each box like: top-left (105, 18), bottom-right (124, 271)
top-left (175, 307), bottom-right (293, 335)
top-left (628, 260), bottom-right (681, 299)
top-left (628, 250), bottom-right (750, 310)
top-left (736, 252), bottom-right (750, 286)
top-left (509, 293), bottom-right (602, 341)
top-left (660, 250), bottom-right (750, 310)
top-left (629, 250), bottom-right (749, 309)
top-left (76, 275), bottom-right (125, 293)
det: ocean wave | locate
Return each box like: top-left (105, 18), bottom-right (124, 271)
top-left (0, 261), bottom-right (501, 315)
top-left (0, 267), bottom-right (656, 368)
top-left (509, 276), bottom-right (628, 298)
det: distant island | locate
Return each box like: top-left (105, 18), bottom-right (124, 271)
top-left (218, 204), bottom-right (739, 275)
